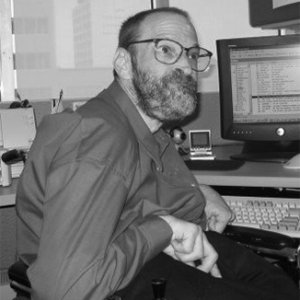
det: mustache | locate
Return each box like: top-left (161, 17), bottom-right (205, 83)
top-left (161, 68), bottom-right (197, 94)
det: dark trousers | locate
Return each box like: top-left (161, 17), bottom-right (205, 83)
top-left (116, 231), bottom-right (299, 300)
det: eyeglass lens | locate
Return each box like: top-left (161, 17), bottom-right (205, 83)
top-left (154, 40), bottom-right (211, 72)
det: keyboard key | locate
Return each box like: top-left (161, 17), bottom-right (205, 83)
top-left (289, 208), bottom-right (300, 218)
top-left (261, 223), bottom-right (270, 230)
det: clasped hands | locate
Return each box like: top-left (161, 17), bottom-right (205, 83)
top-left (160, 215), bottom-right (222, 278)
top-left (160, 185), bottom-right (234, 278)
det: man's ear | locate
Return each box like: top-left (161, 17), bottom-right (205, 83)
top-left (113, 48), bottom-right (132, 79)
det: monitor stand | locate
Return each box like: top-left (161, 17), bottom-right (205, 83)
top-left (231, 141), bottom-right (300, 163)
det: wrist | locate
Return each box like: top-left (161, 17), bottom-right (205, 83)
top-left (159, 215), bottom-right (176, 240)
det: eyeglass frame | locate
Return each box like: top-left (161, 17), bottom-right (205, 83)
top-left (127, 38), bottom-right (213, 72)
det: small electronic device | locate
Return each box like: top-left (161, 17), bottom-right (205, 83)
top-left (188, 130), bottom-right (215, 160)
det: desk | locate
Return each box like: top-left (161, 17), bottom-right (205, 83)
top-left (192, 144), bottom-right (300, 189)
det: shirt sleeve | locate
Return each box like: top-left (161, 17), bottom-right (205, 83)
top-left (27, 159), bottom-right (172, 300)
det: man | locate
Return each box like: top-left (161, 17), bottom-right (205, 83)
top-left (16, 7), bottom-right (299, 300)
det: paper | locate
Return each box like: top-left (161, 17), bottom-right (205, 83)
top-left (0, 108), bottom-right (36, 149)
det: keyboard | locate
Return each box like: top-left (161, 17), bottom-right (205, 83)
top-left (224, 195), bottom-right (300, 238)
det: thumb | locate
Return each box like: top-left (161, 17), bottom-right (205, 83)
top-left (207, 215), bottom-right (217, 231)
top-left (208, 215), bottom-right (226, 233)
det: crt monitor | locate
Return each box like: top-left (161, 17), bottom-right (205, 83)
top-left (189, 130), bottom-right (212, 153)
top-left (216, 34), bottom-right (300, 162)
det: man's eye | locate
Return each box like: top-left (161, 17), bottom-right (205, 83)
top-left (157, 45), bottom-right (176, 57)
top-left (189, 52), bottom-right (199, 61)
top-left (160, 45), bottom-right (172, 54)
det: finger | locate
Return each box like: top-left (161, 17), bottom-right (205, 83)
top-left (208, 215), bottom-right (227, 233)
top-left (173, 230), bottom-right (204, 262)
top-left (185, 261), bottom-right (196, 267)
top-left (207, 215), bottom-right (217, 231)
top-left (172, 238), bottom-right (194, 254)
top-left (171, 225), bottom-right (201, 254)
top-left (229, 211), bottom-right (236, 222)
top-left (196, 234), bottom-right (218, 274)
top-left (210, 264), bottom-right (222, 278)
top-left (214, 220), bottom-right (227, 233)
top-left (163, 245), bottom-right (179, 261)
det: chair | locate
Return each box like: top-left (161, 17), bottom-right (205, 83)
top-left (8, 261), bottom-right (120, 300)
top-left (8, 261), bottom-right (31, 299)
top-left (224, 225), bottom-right (300, 287)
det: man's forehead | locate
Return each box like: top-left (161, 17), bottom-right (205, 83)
top-left (139, 12), bottom-right (198, 45)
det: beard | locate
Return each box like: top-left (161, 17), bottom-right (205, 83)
top-left (131, 60), bottom-right (198, 123)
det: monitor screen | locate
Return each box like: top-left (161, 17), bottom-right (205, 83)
top-left (217, 34), bottom-right (300, 162)
top-left (189, 130), bottom-right (212, 151)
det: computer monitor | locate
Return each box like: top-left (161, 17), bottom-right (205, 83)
top-left (249, 0), bottom-right (300, 29)
top-left (216, 34), bottom-right (300, 162)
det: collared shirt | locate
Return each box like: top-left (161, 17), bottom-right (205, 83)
top-left (16, 80), bottom-right (206, 300)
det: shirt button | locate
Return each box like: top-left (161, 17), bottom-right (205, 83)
top-left (191, 183), bottom-right (196, 187)
top-left (156, 167), bottom-right (161, 172)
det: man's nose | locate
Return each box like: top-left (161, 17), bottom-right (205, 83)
top-left (176, 53), bottom-right (194, 75)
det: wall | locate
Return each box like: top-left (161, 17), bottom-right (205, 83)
top-left (1, 0), bottom-right (279, 144)
top-left (171, 0), bottom-right (277, 93)
top-left (1, 1), bottom-right (278, 146)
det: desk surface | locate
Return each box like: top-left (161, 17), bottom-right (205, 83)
top-left (192, 144), bottom-right (300, 188)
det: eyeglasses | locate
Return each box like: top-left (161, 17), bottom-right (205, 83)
top-left (127, 38), bottom-right (212, 72)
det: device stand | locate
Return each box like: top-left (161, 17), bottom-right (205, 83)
top-left (231, 141), bottom-right (300, 163)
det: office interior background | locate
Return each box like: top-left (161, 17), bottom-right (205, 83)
top-left (0, 0), bottom-right (299, 298)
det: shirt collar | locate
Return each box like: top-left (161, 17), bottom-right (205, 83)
top-left (102, 80), bottom-right (170, 168)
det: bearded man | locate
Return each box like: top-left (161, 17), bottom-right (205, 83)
top-left (16, 7), bottom-right (299, 300)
